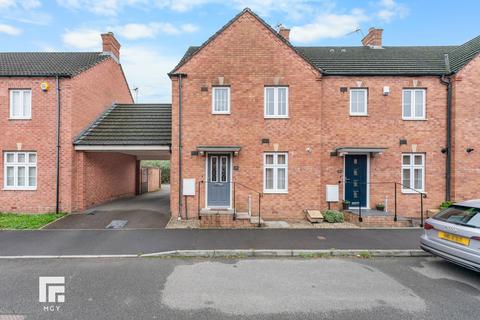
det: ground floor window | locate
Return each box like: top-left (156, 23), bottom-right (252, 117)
top-left (264, 152), bottom-right (288, 193)
top-left (401, 153), bottom-right (424, 192)
top-left (3, 152), bottom-right (37, 190)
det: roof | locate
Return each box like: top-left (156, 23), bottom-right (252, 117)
top-left (296, 46), bottom-right (455, 76)
top-left (0, 52), bottom-right (110, 77)
top-left (174, 9), bottom-right (480, 76)
top-left (74, 103), bottom-right (172, 146)
top-left (170, 8), bottom-right (321, 75)
top-left (449, 35), bottom-right (480, 73)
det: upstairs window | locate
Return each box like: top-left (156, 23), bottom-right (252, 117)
top-left (264, 86), bottom-right (288, 118)
top-left (403, 89), bottom-right (425, 120)
top-left (212, 87), bottom-right (230, 114)
top-left (264, 153), bottom-right (288, 193)
top-left (10, 89), bottom-right (32, 119)
top-left (401, 153), bottom-right (424, 193)
top-left (4, 152), bottom-right (37, 190)
top-left (349, 88), bottom-right (368, 116)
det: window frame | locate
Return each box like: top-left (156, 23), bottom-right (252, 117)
top-left (349, 88), bottom-right (368, 116)
top-left (9, 89), bottom-right (32, 120)
top-left (401, 153), bottom-right (425, 193)
top-left (211, 86), bottom-right (231, 114)
top-left (3, 152), bottom-right (37, 191)
top-left (402, 88), bottom-right (426, 120)
top-left (264, 86), bottom-right (289, 119)
top-left (263, 152), bottom-right (288, 193)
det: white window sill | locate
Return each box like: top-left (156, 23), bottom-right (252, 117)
top-left (212, 111), bottom-right (231, 115)
top-left (3, 187), bottom-right (37, 191)
top-left (264, 116), bottom-right (289, 119)
top-left (401, 190), bottom-right (425, 194)
top-left (9, 117), bottom-right (32, 120)
top-left (349, 113), bottom-right (368, 117)
top-left (263, 190), bottom-right (288, 194)
top-left (402, 118), bottom-right (427, 121)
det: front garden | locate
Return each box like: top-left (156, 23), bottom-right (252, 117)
top-left (0, 212), bottom-right (65, 230)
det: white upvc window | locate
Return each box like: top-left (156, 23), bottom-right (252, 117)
top-left (264, 86), bottom-right (288, 118)
top-left (4, 152), bottom-right (37, 190)
top-left (212, 86), bottom-right (230, 114)
top-left (10, 89), bottom-right (32, 119)
top-left (263, 153), bottom-right (288, 193)
top-left (401, 153), bottom-right (424, 193)
top-left (349, 88), bottom-right (368, 116)
top-left (402, 89), bottom-right (426, 120)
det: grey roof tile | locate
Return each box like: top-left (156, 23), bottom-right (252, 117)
top-left (74, 103), bottom-right (172, 146)
top-left (0, 52), bottom-right (110, 77)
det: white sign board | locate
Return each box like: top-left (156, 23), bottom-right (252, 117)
top-left (183, 179), bottom-right (196, 196)
top-left (326, 185), bottom-right (339, 202)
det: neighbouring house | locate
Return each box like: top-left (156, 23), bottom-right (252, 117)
top-left (169, 8), bottom-right (480, 226)
top-left (0, 32), bottom-right (164, 214)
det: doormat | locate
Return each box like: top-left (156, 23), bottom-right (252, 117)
top-left (106, 220), bottom-right (128, 229)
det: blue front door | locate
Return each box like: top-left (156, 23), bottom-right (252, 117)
top-left (207, 154), bottom-right (231, 207)
top-left (345, 154), bottom-right (368, 208)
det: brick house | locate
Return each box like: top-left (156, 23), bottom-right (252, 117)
top-left (0, 33), bottom-right (143, 213)
top-left (169, 8), bottom-right (480, 226)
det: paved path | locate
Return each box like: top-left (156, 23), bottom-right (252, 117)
top-left (45, 186), bottom-right (170, 229)
top-left (0, 228), bottom-right (422, 256)
top-left (0, 256), bottom-right (478, 319)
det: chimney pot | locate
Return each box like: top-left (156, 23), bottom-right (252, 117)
top-left (101, 32), bottom-right (121, 62)
top-left (278, 26), bottom-right (290, 42)
top-left (361, 27), bottom-right (383, 48)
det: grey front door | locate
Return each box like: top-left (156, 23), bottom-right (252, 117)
top-left (207, 154), bottom-right (231, 207)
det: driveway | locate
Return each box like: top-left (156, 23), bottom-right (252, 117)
top-left (44, 186), bottom-right (170, 229)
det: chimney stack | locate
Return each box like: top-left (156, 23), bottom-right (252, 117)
top-left (101, 32), bottom-right (121, 62)
top-left (361, 27), bottom-right (383, 48)
top-left (278, 26), bottom-right (290, 42)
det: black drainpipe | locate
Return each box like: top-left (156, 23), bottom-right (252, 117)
top-left (440, 53), bottom-right (453, 201)
top-left (177, 74), bottom-right (186, 219)
top-left (55, 76), bottom-right (62, 213)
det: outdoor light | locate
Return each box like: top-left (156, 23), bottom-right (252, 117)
top-left (466, 147), bottom-right (474, 153)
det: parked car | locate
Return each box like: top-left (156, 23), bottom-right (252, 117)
top-left (420, 200), bottom-right (480, 272)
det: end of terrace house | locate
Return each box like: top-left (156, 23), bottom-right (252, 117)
top-left (1, 8), bottom-right (480, 228)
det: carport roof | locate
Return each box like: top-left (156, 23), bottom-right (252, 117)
top-left (74, 103), bottom-right (171, 146)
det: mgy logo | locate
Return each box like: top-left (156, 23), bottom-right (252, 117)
top-left (39, 277), bottom-right (65, 303)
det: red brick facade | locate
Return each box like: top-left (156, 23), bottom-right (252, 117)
top-left (0, 56), bottom-right (134, 213)
top-left (170, 10), bottom-right (479, 222)
top-left (452, 54), bottom-right (480, 200)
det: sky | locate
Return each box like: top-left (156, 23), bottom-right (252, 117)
top-left (0, 0), bottom-right (478, 103)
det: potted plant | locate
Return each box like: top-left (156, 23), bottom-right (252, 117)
top-left (376, 202), bottom-right (385, 211)
top-left (342, 200), bottom-right (350, 210)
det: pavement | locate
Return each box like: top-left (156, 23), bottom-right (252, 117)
top-left (44, 187), bottom-right (170, 229)
top-left (0, 256), bottom-right (478, 319)
top-left (0, 228), bottom-right (423, 256)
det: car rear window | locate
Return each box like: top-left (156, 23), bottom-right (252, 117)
top-left (434, 205), bottom-right (480, 228)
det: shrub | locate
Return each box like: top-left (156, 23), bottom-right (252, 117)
top-left (440, 201), bottom-right (453, 210)
top-left (322, 210), bottom-right (344, 223)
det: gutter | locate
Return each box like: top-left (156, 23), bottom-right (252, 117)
top-left (170, 73), bottom-right (187, 219)
top-left (440, 54), bottom-right (453, 201)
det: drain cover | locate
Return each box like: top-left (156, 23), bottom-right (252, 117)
top-left (106, 220), bottom-right (128, 229)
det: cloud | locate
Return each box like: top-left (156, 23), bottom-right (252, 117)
top-left (0, 23), bottom-right (22, 35)
top-left (0, 0), bottom-right (40, 9)
top-left (121, 46), bottom-right (179, 102)
top-left (376, 0), bottom-right (408, 22)
top-left (62, 29), bottom-right (102, 49)
top-left (290, 9), bottom-right (368, 43)
top-left (117, 22), bottom-right (198, 40)
top-left (57, 0), bottom-right (147, 16)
